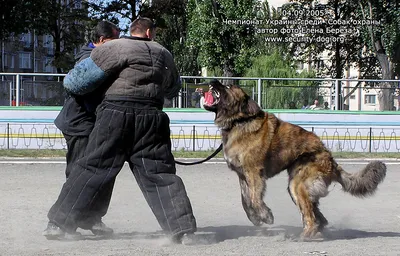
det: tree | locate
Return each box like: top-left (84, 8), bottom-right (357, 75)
top-left (358, 0), bottom-right (400, 110)
top-left (279, 0), bottom-right (400, 110)
top-left (186, 0), bottom-right (261, 81)
top-left (142, 0), bottom-right (200, 75)
top-left (88, 0), bottom-right (141, 32)
top-left (244, 51), bottom-right (319, 109)
top-left (0, 1), bottom-right (32, 41)
top-left (1, 0), bottom-right (90, 73)
top-left (88, 0), bottom-right (196, 74)
top-left (278, 0), bottom-right (367, 109)
top-left (33, 0), bottom-right (90, 73)
top-left (0, 1), bottom-right (41, 72)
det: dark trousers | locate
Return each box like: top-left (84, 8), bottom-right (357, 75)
top-left (63, 134), bottom-right (115, 228)
top-left (48, 100), bottom-right (197, 236)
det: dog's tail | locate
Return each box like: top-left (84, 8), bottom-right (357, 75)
top-left (335, 161), bottom-right (386, 197)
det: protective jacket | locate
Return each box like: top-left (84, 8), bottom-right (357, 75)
top-left (63, 36), bottom-right (181, 109)
top-left (54, 44), bottom-right (103, 136)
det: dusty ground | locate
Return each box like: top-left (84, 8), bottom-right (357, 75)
top-left (0, 159), bottom-right (399, 256)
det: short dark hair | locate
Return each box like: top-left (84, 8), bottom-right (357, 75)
top-left (129, 16), bottom-right (156, 35)
top-left (90, 20), bottom-right (119, 43)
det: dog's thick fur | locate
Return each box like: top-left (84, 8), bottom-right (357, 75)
top-left (203, 80), bottom-right (386, 240)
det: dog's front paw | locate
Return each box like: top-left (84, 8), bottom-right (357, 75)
top-left (248, 207), bottom-right (274, 226)
top-left (260, 208), bottom-right (274, 225)
top-left (248, 213), bottom-right (263, 226)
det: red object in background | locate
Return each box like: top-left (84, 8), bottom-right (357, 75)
top-left (11, 100), bottom-right (26, 106)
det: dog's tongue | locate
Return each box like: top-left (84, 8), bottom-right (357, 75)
top-left (204, 92), bottom-right (214, 105)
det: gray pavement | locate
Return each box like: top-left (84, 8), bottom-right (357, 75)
top-left (0, 160), bottom-right (399, 256)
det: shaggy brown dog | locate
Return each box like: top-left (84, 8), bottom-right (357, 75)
top-left (203, 79), bottom-right (386, 240)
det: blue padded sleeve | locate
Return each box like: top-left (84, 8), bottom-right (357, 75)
top-left (63, 57), bottom-right (108, 95)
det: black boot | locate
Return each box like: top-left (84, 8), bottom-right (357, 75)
top-left (90, 220), bottom-right (114, 236)
top-left (43, 222), bottom-right (82, 240)
top-left (171, 232), bottom-right (215, 245)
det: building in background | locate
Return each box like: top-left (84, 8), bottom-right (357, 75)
top-left (1, 32), bottom-right (56, 74)
top-left (0, 0), bottom-right (86, 107)
top-left (272, 0), bottom-right (395, 111)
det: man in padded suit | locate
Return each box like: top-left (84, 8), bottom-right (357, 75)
top-left (44, 17), bottom-right (200, 244)
top-left (43, 20), bottom-right (120, 238)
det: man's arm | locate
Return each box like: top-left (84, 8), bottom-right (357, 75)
top-left (163, 49), bottom-right (182, 99)
top-left (63, 41), bottom-right (125, 95)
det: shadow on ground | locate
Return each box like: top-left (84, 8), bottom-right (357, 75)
top-left (77, 225), bottom-right (400, 243)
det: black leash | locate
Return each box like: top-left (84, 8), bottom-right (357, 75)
top-left (175, 144), bottom-right (223, 166)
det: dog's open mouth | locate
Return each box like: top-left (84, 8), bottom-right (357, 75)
top-left (204, 85), bottom-right (220, 106)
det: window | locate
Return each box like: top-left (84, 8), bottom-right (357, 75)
top-left (19, 52), bottom-right (32, 69)
top-left (3, 53), bottom-right (7, 67)
top-left (315, 60), bottom-right (324, 69)
top-left (20, 33), bottom-right (31, 47)
top-left (10, 55), bottom-right (15, 68)
top-left (34, 34), bottom-right (38, 47)
top-left (364, 95), bottom-right (376, 104)
top-left (43, 35), bottom-right (54, 55)
top-left (297, 61), bottom-right (304, 70)
top-left (34, 59), bottom-right (40, 72)
top-left (43, 57), bottom-right (55, 73)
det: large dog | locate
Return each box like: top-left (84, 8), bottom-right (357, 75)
top-left (203, 79), bottom-right (386, 240)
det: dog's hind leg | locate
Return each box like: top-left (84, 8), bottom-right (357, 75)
top-left (313, 202), bottom-right (328, 231)
top-left (288, 176), bottom-right (322, 240)
top-left (238, 171), bottom-right (274, 226)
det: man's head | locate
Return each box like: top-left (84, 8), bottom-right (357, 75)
top-left (90, 20), bottom-right (120, 47)
top-left (129, 16), bottom-right (156, 40)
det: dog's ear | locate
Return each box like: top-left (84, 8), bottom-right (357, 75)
top-left (242, 96), bottom-right (261, 116)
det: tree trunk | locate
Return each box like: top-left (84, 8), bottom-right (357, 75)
top-left (333, 0), bottom-right (344, 110)
top-left (375, 40), bottom-right (395, 111)
top-left (222, 61), bottom-right (236, 85)
top-left (360, 1), bottom-right (395, 111)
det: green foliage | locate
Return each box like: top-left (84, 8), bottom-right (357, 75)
top-left (154, 3), bottom-right (201, 75)
top-left (0, 0), bottom-right (43, 40)
top-left (89, 0), bottom-right (196, 75)
top-left (186, 0), bottom-right (261, 77)
top-left (358, 0), bottom-right (400, 76)
top-left (279, 0), bottom-right (365, 79)
top-left (37, 0), bottom-right (90, 73)
top-left (88, 0), bottom-right (140, 31)
top-left (0, 0), bottom-right (91, 73)
top-left (243, 51), bottom-right (319, 109)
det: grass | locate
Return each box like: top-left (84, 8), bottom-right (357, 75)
top-left (0, 149), bottom-right (399, 159)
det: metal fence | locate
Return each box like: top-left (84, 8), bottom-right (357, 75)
top-left (1, 73), bottom-right (400, 111)
top-left (1, 122), bottom-right (400, 153)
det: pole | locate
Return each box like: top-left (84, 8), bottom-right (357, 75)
top-left (7, 123), bottom-right (10, 149)
top-left (334, 79), bottom-right (340, 110)
top-left (257, 79), bottom-right (262, 107)
top-left (192, 125), bottom-right (196, 151)
top-left (15, 73), bottom-right (20, 106)
top-left (369, 127), bottom-right (372, 153)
